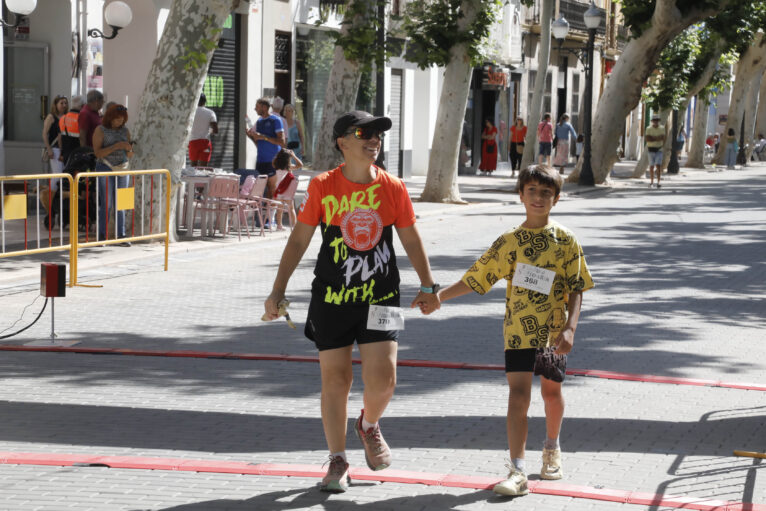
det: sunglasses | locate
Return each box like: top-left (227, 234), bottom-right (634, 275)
top-left (345, 127), bottom-right (385, 140)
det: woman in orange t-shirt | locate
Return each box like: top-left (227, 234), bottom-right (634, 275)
top-left (479, 119), bottom-right (498, 175)
top-left (509, 117), bottom-right (527, 176)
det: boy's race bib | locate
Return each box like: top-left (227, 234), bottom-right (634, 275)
top-left (512, 263), bottom-right (555, 295)
top-left (367, 305), bottom-right (405, 331)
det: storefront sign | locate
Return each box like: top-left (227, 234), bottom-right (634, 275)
top-left (482, 65), bottom-right (509, 90)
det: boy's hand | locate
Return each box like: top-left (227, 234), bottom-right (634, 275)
top-left (411, 291), bottom-right (440, 315)
top-left (553, 327), bottom-right (575, 355)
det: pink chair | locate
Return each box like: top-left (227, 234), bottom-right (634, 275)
top-left (196, 175), bottom-right (249, 240)
top-left (242, 176), bottom-right (285, 235)
top-left (273, 176), bottom-right (299, 230)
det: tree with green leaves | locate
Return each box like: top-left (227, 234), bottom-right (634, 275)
top-left (131, 0), bottom-right (235, 239)
top-left (630, 24), bottom-right (731, 176)
top-left (567, 0), bottom-right (739, 184)
top-left (312, 0), bottom-right (387, 173)
top-left (402, 0), bottom-right (505, 203)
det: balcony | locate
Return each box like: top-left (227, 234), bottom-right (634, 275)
top-left (559, 0), bottom-right (606, 36)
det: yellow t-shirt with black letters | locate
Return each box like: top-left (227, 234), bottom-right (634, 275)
top-left (461, 221), bottom-right (594, 350)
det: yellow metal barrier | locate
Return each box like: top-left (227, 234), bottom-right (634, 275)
top-left (72, 169), bottom-right (171, 286)
top-left (0, 173), bottom-right (76, 283)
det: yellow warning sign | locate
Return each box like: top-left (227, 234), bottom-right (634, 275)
top-left (2, 194), bottom-right (27, 220)
top-left (117, 188), bottom-right (135, 211)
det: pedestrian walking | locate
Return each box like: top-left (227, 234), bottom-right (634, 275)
top-left (93, 104), bottom-right (134, 244)
top-left (425, 165), bottom-right (594, 497)
top-left (188, 94), bottom-right (218, 167)
top-left (725, 128), bottom-right (738, 169)
top-left (509, 117), bottom-right (527, 176)
top-left (553, 113), bottom-right (577, 175)
top-left (479, 119), bottom-right (498, 175)
top-left (537, 113), bottom-right (553, 166)
top-left (645, 114), bottom-right (665, 188)
top-left (263, 110), bottom-right (439, 493)
top-left (42, 95), bottom-right (68, 191)
top-left (246, 98), bottom-right (285, 229)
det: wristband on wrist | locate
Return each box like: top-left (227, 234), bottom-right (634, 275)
top-left (420, 283), bottom-right (440, 294)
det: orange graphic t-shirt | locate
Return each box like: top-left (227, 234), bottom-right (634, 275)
top-left (298, 164), bottom-right (416, 306)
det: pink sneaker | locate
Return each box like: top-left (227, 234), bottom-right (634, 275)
top-left (320, 455), bottom-right (350, 493)
top-left (354, 409), bottom-right (391, 471)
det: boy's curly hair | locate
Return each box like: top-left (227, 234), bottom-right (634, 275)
top-left (272, 149), bottom-right (291, 171)
top-left (518, 165), bottom-right (563, 196)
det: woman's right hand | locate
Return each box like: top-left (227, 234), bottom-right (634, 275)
top-left (47, 148), bottom-right (54, 159)
top-left (120, 141), bottom-right (133, 151)
top-left (264, 291), bottom-right (285, 321)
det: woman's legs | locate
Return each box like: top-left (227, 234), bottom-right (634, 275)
top-left (319, 345), bottom-right (354, 454)
top-left (358, 341), bottom-right (397, 424)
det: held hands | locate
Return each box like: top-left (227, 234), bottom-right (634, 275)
top-left (553, 327), bottom-right (575, 355)
top-left (411, 290), bottom-right (440, 315)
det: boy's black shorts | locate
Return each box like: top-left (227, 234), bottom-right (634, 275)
top-left (505, 348), bottom-right (537, 372)
top-left (305, 296), bottom-right (400, 351)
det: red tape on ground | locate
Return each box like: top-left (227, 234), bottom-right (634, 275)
top-left (1, 345), bottom-right (764, 391)
top-left (0, 452), bottom-right (760, 510)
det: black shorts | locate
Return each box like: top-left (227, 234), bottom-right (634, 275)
top-left (505, 348), bottom-right (537, 372)
top-left (256, 161), bottom-right (276, 177)
top-left (305, 297), bottom-right (400, 351)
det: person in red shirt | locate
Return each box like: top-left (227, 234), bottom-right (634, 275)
top-left (263, 110), bottom-right (439, 493)
top-left (78, 90), bottom-right (104, 148)
top-left (510, 117), bottom-right (527, 176)
top-left (537, 113), bottom-right (553, 166)
top-left (480, 119), bottom-right (498, 175)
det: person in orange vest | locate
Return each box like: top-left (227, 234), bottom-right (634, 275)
top-left (58, 95), bottom-right (83, 166)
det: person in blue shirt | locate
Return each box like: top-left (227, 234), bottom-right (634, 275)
top-left (553, 114), bottom-right (577, 175)
top-left (247, 98), bottom-right (286, 227)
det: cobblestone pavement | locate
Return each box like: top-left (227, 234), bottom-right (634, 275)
top-left (0, 164), bottom-right (764, 510)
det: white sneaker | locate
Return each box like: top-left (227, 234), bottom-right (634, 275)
top-left (540, 447), bottom-right (563, 480)
top-left (493, 465), bottom-right (529, 496)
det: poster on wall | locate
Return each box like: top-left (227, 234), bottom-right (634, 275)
top-left (14, 15), bottom-right (29, 40)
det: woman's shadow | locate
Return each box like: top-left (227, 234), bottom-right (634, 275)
top-left (155, 482), bottom-right (522, 510)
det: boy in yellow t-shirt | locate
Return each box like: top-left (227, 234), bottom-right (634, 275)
top-left (430, 165), bottom-right (594, 496)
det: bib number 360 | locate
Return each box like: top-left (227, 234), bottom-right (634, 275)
top-left (367, 305), bottom-right (405, 331)
top-left (512, 262), bottom-right (555, 295)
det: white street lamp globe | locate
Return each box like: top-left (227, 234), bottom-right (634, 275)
top-left (104, 1), bottom-right (132, 28)
top-left (584, 2), bottom-right (602, 30)
top-left (5, 0), bottom-right (37, 16)
top-left (552, 15), bottom-right (569, 40)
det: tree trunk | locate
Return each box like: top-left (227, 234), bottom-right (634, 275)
top-left (520, 0), bottom-right (554, 171)
top-left (754, 75), bottom-right (766, 140)
top-left (568, 0), bottom-right (723, 183)
top-left (715, 32), bottom-right (766, 164)
top-left (311, 2), bottom-right (369, 174)
top-left (631, 109), bottom-right (669, 178)
top-left (686, 96), bottom-right (708, 168)
top-left (131, 0), bottom-right (236, 241)
top-left (744, 74), bottom-right (762, 162)
top-left (627, 107), bottom-right (641, 160)
top-left (420, 0), bottom-right (478, 203)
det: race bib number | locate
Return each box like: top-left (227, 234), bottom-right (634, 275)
top-left (512, 263), bottom-right (555, 295)
top-left (367, 305), bottom-right (405, 331)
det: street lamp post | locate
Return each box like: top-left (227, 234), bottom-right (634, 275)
top-left (667, 109), bottom-right (679, 174)
top-left (87, 1), bottom-right (133, 40)
top-left (552, 2), bottom-right (603, 186)
top-left (1, 0), bottom-right (37, 27)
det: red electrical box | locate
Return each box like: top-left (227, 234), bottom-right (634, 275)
top-left (41, 263), bottom-right (66, 298)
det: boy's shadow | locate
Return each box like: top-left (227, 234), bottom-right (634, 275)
top-left (155, 483), bottom-right (521, 510)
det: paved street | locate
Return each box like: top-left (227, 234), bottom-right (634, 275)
top-left (0, 164), bottom-right (764, 510)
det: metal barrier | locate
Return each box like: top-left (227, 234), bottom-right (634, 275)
top-left (1, 173), bottom-right (76, 283)
top-left (72, 169), bottom-right (171, 286)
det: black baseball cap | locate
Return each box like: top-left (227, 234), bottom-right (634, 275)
top-left (333, 110), bottom-right (392, 143)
